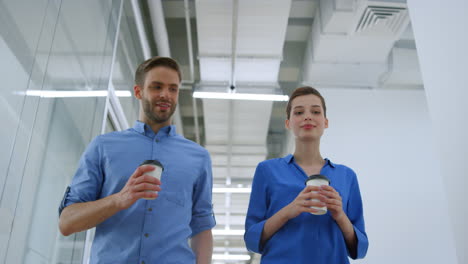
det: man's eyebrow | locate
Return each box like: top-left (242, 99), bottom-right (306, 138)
top-left (148, 81), bottom-right (179, 87)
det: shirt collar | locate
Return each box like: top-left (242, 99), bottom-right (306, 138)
top-left (133, 120), bottom-right (177, 137)
top-left (283, 154), bottom-right (335, 168)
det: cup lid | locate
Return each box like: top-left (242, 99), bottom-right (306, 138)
top-left (140, 160), bottom-right (164, 170)
top-left (305, 174), bottom-right (330, 185)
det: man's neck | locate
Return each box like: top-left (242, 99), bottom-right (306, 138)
top-left (140, 118), bottom-right (172, 135)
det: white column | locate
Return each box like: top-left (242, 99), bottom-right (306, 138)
top-left (408, 1), bottom-right (468, 263)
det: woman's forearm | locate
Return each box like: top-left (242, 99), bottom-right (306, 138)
top-left (261, 207), bottom-right (290, 245)
top-left (335, 214), bottom-right (357, 258)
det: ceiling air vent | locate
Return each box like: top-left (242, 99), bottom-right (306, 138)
top-left (355, 5), bottom-right (408, 35)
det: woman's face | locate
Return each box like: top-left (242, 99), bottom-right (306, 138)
top-left (285, 94), bottom-right (328, 141)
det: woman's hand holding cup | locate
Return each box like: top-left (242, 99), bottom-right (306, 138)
top-left (284, 185), bottom-right (327, 219)
top-left (319, 185), bottom-right (344, 221)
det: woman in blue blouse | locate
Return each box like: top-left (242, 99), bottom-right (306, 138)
top-left (244, 87), bottom-right (368, 263)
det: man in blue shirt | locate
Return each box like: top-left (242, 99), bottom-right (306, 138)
top-left (59, 57), bottom-right (215, 264)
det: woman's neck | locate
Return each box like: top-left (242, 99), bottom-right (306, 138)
top-left (293, 138), bottom-right (324, 166)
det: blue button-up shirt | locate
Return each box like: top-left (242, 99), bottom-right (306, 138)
top-left (61, 121), bottom-right (216, 264)
top-left (244, 154), bottom-right (368, 264)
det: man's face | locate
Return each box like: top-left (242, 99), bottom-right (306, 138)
top-left (135, 66), bottom-right (180, 126)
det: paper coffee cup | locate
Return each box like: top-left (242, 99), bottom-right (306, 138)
top-left (305, 174), bottom-right (330, 215)
top-left (139, 160), bottom-right (164, 200)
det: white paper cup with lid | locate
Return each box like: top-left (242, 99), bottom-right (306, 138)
top-left (305, 174), bottom-right (330, 215)
top-left (139, 160), bottom-right (164, 200)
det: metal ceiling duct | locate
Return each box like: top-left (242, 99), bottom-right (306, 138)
top-left (302, 0), bottom-right (412, 88)
top-left (146, 0), bottom-right (184, 135)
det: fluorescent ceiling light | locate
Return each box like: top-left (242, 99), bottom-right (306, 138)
top-left (214, 247), bottom-right (248, 253)
top-left (24, 90), bottom-right (132, 98)
top-left (193, 91), bottom-right (288, 101)
top-left (212, 254), bottom-right (251, 261)
top-left (213, 187), bottom-right (251, 193)
top-left (212, 229), bottom-right (245, 236)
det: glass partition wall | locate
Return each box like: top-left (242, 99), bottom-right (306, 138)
top-left (0, 0), bottom-right (142, 263)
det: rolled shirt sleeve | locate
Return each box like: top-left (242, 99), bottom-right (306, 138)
top-left (59, 136), bottom-right (104, 215)
top-left (346, 169), bottom-right (369, 259)
top-left (190, 150), bottom-right (216, 236)
top-left (244, 163), bottom-right (268, 253)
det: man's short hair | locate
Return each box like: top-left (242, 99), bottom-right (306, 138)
top-left (134, 56), bottom-right (182, 87)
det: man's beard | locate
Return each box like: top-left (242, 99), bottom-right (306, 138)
top-left (142, 97), bottom-right (176, 124)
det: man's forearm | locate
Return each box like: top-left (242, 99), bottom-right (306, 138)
top-left (191, 229), bottom-right (213, 264)
top-left (59, 194), bottom-right (121, 236)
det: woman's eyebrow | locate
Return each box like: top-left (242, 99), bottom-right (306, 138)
top-left (294, 105), bottom-right (321, 109)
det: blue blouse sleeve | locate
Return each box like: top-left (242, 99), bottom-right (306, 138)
top-left (346, 169), bottom-right (369, 259)
top-left (244, 163), bottom-right (269, 254)
top-left (59, 136), bottom-right (104, 214)
top-left (190, 150), bottom-right (216, 236)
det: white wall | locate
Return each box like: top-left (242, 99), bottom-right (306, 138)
top-left (408, 1), bottom-right (468, 263)
top-left (287, 88), bottom-right (458, 263)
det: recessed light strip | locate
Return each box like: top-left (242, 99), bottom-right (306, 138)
top-left (212, 187), bottom-right (251, 193)
top-left (24, 90), bottom-right (132, 98)
top-left (212, 229), bottom-right (245, 236)
top-left (212, 254), bottom-right (251, 261)
top-left (193, 91), bottom-right (288, 101)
